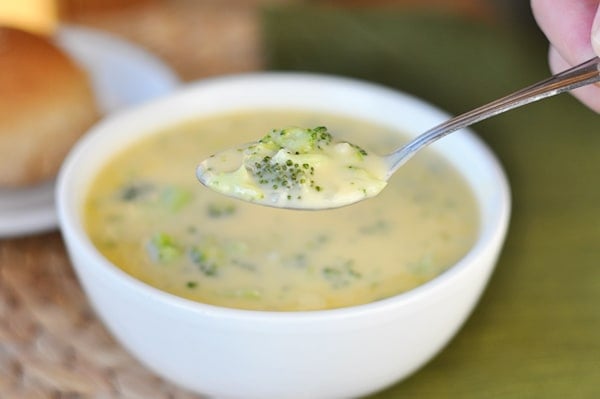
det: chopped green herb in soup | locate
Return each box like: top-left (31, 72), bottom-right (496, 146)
top-left (84, 110), bottom-right (479, 311)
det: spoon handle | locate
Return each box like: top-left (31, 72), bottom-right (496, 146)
top-left (386, 56), bottom-right (600, 176)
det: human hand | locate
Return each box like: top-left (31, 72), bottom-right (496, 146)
top-left (531, 0), bottom-right (600, 112)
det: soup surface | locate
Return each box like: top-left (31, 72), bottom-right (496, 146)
top-left (85, 110), bottom-right (479, 311)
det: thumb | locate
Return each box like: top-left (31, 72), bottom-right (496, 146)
top-left (592, 3), bottom-right (600, 56)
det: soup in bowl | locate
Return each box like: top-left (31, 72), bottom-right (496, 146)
top-left (57, 73), bottom-right (510, 399)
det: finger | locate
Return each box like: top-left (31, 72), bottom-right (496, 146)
top-left (549, 46), bottom-right (600, 112)
top-left (592, 3), bottom-right (600, 54)
top-left (531, 0), bottom-right (599, 64)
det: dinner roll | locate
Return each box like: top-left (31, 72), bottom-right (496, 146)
top-left (0, 26), bottom-right (98, 187)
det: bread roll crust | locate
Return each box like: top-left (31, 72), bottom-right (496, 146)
top-left (0, 26), bottom-right (98, 187)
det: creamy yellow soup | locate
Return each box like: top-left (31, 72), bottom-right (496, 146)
top-left (84, 110), bottom-right (479, 311)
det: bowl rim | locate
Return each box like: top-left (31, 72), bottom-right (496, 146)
top-left (56, 71), bottom-right (511, 323)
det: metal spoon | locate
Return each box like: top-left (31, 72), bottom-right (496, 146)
top-left (198, 57), bottom-right (600, 210)
top-left (384, 56), bottom-right (600, 178)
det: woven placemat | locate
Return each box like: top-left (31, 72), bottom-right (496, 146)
top-left (0, 232), bottom-right (202, 398)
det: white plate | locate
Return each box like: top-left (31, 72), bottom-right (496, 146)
top-left (0, 25), bottom-right (180, 238)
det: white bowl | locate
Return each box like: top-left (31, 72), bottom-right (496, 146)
top-left (56, 73), bottom-right (510, 399)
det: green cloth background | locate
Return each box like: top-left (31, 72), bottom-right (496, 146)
top-left (261, 6), bottom-right (600, 398)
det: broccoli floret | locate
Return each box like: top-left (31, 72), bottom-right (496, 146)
top-left (117, 181), bottom-right (155, 201)
top-left (160, 186), bottom-right (192, 212)
top-left (259, 126), bottom-right (332, 154)
top-left (207, 201), bottom-right (236, 218)
top-left (245, 127), bottom-right (339, 197)
top-left (146, 232), bottom-right (182, 263)
top-left (188, 246), bottom-right (219, 277)
top-left (250, 153), bottom-right (314, 194)
top-left (322, 260), bottom-right (361, 288)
